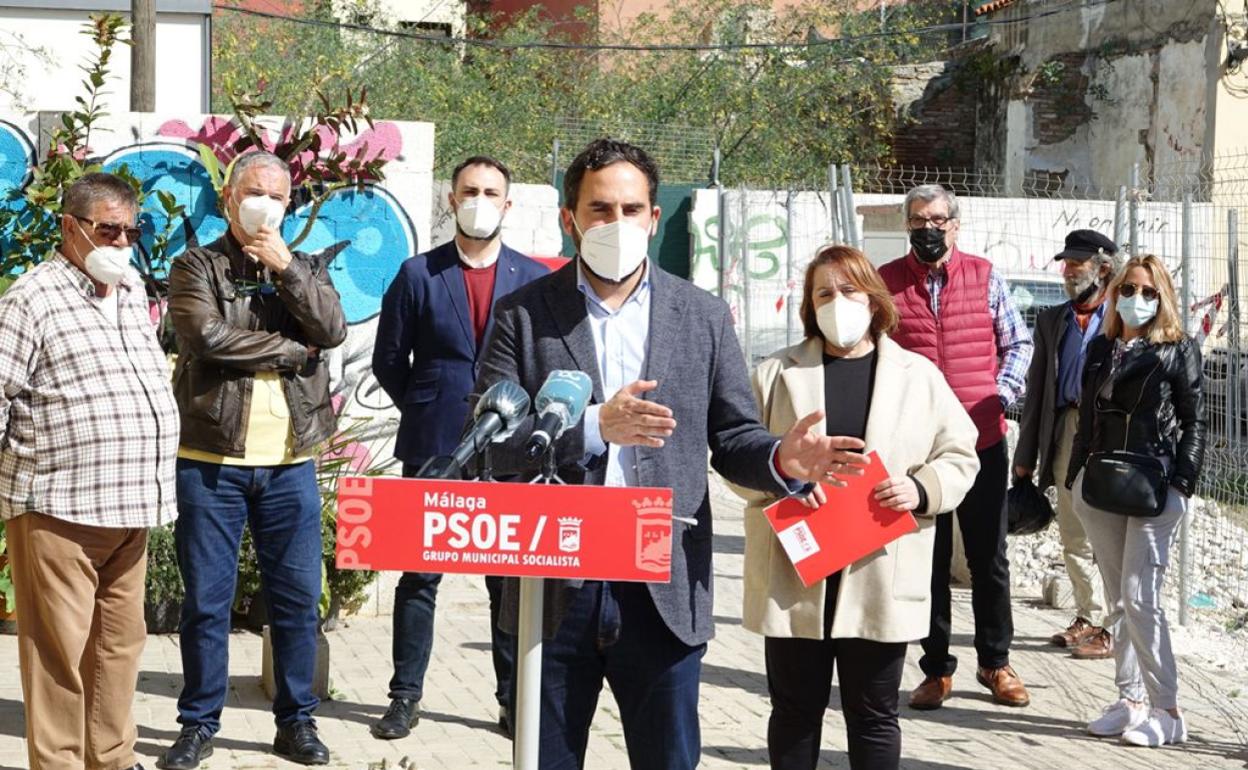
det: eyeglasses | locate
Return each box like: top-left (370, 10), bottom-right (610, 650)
top-left (907, 215), bottom-right (953, 229)
top-left (72, 215), bottom-right (142, 244)
top-left (1119, 283), bottom-right (1159, 301)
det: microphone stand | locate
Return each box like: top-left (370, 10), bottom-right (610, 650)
top-left (515, 441), bottom-right (562, 770)
top-left (528, 442), bottom-right (564, 485)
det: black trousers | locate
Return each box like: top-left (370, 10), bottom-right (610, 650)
top-left (919, 440), bottom-right (1013, 676)
top-left (765, 574), bottom-right (907, 770)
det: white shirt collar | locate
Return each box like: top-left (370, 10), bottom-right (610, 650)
top-left (455, 238), bottom-right (501, 269)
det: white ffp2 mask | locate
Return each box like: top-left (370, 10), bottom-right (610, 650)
top-left (576, 219), bottom-right (651, 282)
top-left (455, 195), bottom-right (503, 240)
top-left (816, 297), bottom-right (872, 349)
top-left (236, 195), bottom-right (286, 237)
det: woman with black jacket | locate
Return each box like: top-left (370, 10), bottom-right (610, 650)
top-left (1066, 254), bottom-right (1206, 748)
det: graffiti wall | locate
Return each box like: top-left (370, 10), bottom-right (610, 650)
top-left (0, 110), bottom-right (436, 468)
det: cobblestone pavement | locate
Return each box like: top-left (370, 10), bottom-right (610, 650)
top-left (2, 475), bottom-right (1248, 769)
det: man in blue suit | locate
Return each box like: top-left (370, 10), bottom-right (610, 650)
top-left (370, 156), bottom-right (549, 740)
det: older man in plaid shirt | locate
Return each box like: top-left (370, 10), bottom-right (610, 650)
top-left (1, 172), bottom-right (180, 770)
top-left (879, 184), bottom-right (1035, 712)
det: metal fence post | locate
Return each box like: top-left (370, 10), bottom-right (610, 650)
top-left (550, 139), bottom-right (560, 189)
top-left (1129, 163), bottom-right (1140, 256)
top-left (785, 186), bottom-right (796, 347)
top-left (841, 164), bottom-right (860, 249)
top-left (1229, 210), bottom-right (1241, 449)
top-left (717, 187), bottom-right (728, 300)
top-left (1179, 192), bottom-right (1193, 626)
top-left (740, 188), bottom-right (753, 364)
top-left (1113, 185), bottom-right (1127, 248)
top-left (828, 164), bottom-right (842, 243)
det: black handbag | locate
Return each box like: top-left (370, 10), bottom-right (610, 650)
top-left (1080, 361), bottom-right (1169, 517)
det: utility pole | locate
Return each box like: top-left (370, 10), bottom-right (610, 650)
top-left (130, 0), bottom-right (156, 111)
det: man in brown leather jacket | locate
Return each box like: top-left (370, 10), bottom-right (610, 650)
top-left (161, 151), bottom-right (347, 769)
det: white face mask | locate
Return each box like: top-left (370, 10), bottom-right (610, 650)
top-left (71, 219), bottom-right (131, 285)
top-left (575, 219), bottom-right (651, 282)
top-left (816, 296), bottom-right (872, 349)
top-left (455, 195), bottom-right (503, 240)
top-left (84, 245), bottom-right (132, 286)
top-left (1117, 293), bottom-right (1159, 329)
top-left (235, 194), bottom-right (285, 237)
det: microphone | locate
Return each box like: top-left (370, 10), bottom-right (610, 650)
top-left (431, 380), bottom-right (531, 479)
top-left (524, 370), bottom-right (593, 460)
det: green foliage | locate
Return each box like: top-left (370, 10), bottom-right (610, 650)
top-left (144, 523), bottom-right (185, 605)
top-left (0, 14), bottom-right (135, 272)
top-left (216, 80), bottom-right (390, 249)
top-left (0, 520), bottom-right (14, 612)
top-left (1033, 59), bottom-right (1066, 88)
top-left (211, 0), bottom-right (964, 185)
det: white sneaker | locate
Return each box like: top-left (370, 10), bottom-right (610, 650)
top-left (1121, 708), bottom-right (1188, 747)
top-left (1088, 699), bottom-right (1148, 736)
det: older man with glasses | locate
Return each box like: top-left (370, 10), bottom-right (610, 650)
top-left (2, 172), bottom-right (180, 770)
top-left (878, 184), bottom-right (1035, 712)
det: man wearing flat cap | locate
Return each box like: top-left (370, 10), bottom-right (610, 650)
top-left (1015, 229), bottom-right (1122, 659)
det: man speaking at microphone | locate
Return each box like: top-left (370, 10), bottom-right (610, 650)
top-left (371, 155), bottom-right (548, 741)
top-left (472, 138), bottom-right (868, 769)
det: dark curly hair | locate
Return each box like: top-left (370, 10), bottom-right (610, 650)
top-left (562, 138), bottom-right (659, 211)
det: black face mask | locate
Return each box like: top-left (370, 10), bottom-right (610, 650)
top-left (909, 228), bottom-right (949, 263)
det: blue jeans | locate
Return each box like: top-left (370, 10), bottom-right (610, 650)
top-left (537, 581), bottom-right (704, 770)
top-left (389, 462), bottom-right (515, 706)
top-left (174, 458), bottom-right (323, 735)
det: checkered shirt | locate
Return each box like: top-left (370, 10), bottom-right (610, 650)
top-left (925, 263), bottom-right (1034, 408)
top-left (0, 254), bottom-right (180, 527)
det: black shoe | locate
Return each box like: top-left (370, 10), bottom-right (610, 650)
top-left (498, 704), bottom-right (513, 739)
top-left (371, 697), bottom-right (420, 740)
top-left (159, 727), bottom-right (213, 770)
top-left (273, 721), bottom-right (330, 766)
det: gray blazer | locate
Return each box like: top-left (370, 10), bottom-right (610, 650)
top-left (1016, 300), bottom-right (1075, 490)
top-left (472, 261), bottom-right (787, 647)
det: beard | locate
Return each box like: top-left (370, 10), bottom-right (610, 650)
top-left (1064, 271), bottom-right (1100, 302)
top-left (456, 223), bottom-right (501, 242)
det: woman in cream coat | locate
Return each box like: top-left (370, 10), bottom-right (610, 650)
top-left (735, 244), bottom-right (980, 770)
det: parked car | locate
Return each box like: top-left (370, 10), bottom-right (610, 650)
top-left (1001, 274), bottom-right (1066, 421)
top-left (1004, 273), bottom-right (1067, 333)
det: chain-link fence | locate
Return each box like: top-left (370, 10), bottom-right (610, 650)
top-left (713, 156), bottom-right (1248, 626)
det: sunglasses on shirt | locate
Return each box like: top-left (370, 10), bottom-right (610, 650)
top-left (72, 215), bottom-right (142, 244)
top-left (1119, 283), bottom-right (1159, 301)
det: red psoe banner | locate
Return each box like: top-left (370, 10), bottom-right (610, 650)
top-left (336, 477), bottom-right (674, 583)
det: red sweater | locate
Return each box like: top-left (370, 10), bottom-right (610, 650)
top-left (462, 262), bottom-right (498, 347)
top-left (879, 249), bottom-right (1004, 450)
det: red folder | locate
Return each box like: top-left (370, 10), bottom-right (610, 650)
top-left (763, 451), bottom-right (917, 587)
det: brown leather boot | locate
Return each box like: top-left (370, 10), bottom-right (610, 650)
top-left (976, 665), bottom-right (1030, 707)
top-left (1070, 628), bottom-right (1114, 659)
top-left (1050, 616), bottom-right (1096, 648)
top-left (908, 675), bottom-right (953, 710)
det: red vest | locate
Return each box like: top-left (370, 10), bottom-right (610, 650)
top-left (879, 248), bottom-right (1005, 450)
